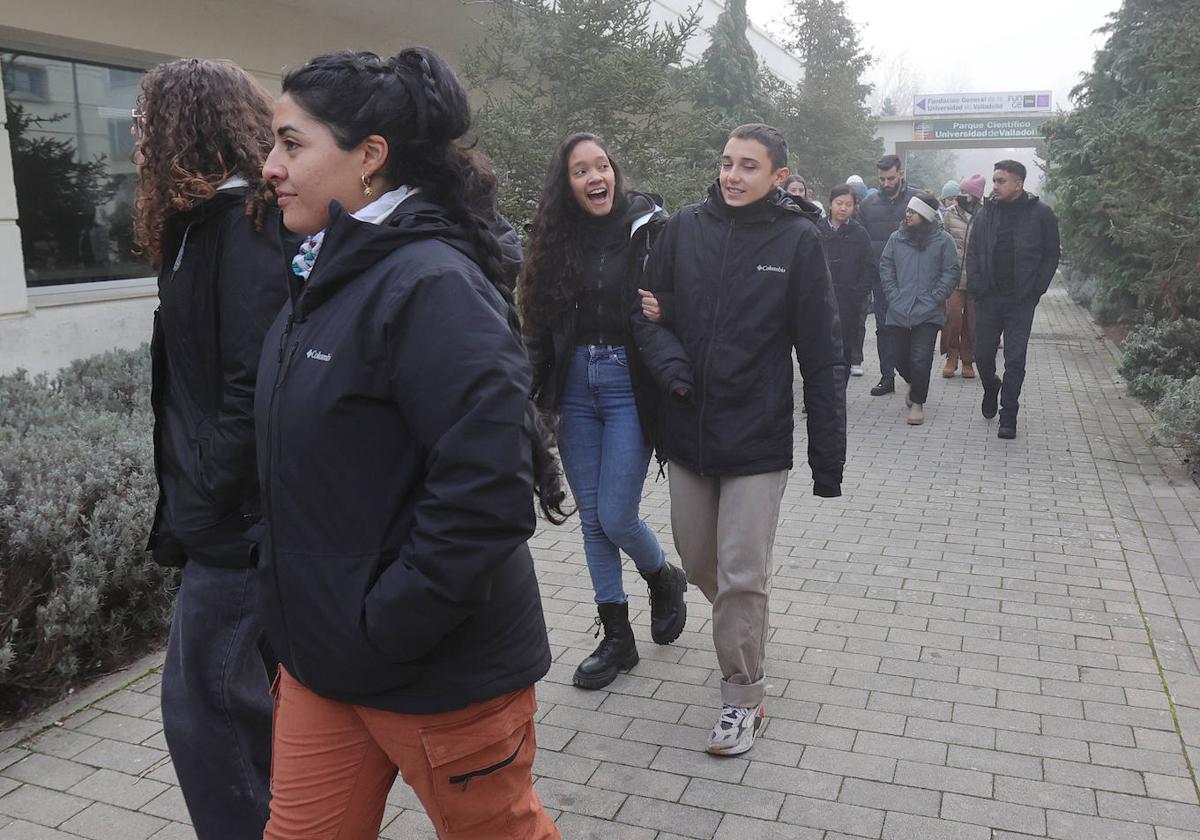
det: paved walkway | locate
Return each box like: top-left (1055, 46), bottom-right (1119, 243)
top-left (2, 284), bottom-right (1199, 839)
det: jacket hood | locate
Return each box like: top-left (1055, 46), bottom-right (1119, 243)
top-left (703, 182), bottom-right (818, 224)
top-left (289, 194), bottom-right (481, 319)
top-left (622, 190), bottom-right (669, 235)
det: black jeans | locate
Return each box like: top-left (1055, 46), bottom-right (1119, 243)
top-left (892, 322), bottom-right (941, 404)
top-left (974, 295), bottom-right (1038, 423)
top-left (161, 561), bottom-right (274, 840)
top-left (872, 280), bottom-right (895, 379)
top-left (835, 286), bottom-right (868, 366)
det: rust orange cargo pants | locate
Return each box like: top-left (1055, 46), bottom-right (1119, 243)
top-left (263, 667), bottom-right (559, 840)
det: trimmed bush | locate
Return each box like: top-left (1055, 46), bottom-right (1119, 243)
top-left (0, 346), bottom-right (175, 719)
top-left (1119, 318), bottom-right (1200, 397)
top-left (1152, 376), bottom-right (1200, 480)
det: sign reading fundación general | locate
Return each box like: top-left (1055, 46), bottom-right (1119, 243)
top-left (913, 91), bottom-right (1053, 116)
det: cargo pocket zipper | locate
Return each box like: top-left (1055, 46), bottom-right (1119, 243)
top-left (447, 733), bottom-right (527, 791)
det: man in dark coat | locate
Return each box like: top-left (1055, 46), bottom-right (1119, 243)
top-left (966, 160), bottom-right (1061, 439)
top-left (635, 124), bottom-right (847, 758)
top-left (858, 154), bottom-right (921, 395)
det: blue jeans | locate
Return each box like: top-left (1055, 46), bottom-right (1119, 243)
top-left (161, 561), bottom-right (274, 839)
top-left (559, 345), bottom-right (664, 604)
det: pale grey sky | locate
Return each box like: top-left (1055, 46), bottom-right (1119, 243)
top-left (746, 0), bottom-right (1121, 114)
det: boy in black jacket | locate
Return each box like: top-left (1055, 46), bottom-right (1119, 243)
top-left (634, 124), bottom-right (848, 756)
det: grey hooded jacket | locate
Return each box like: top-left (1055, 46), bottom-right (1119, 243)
top-left (880, 217), bottom-right (960, 329)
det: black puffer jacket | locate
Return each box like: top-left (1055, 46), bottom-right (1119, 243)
top-left (858, 183), bottom-right (921, 264)
top-left (633, 184), bottom-right (847, 493)
top-left (254, 195), bottom-right (550, 714)
top-left (966, 192), bottom-right (1061, 303)
top-left (527, 191), bottom-right (667, 444)
top-left (818, 217), bottom-right (876, 296)
top-left (148, 188), bottom-right (289, 568)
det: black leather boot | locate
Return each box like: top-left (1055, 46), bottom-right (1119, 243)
top-left (573, 602), bottom-right (639, 690)
top-left (641, 561), bottom-right (687, 645)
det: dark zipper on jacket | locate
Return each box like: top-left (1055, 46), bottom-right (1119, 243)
top-left (697, 218), bottom-right (735, 476)
top-left (265, 310), bottom-right (300, 680)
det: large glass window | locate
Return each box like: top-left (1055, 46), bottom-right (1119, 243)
top-left (2, 50), bottom-right (150, 287)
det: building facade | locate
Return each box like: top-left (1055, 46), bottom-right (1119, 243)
top-left (0, 1), bottom-right (801, 373)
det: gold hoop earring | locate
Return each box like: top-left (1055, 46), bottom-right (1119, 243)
top-left (361, 173), bottom-right (373, 198)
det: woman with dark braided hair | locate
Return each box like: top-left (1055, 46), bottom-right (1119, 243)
top-left (138, 58), bottom-right (287, 840)
top-left (257, 47), bottom-right (562, 839)
top-left (520, 134), bottom-right (687, 692)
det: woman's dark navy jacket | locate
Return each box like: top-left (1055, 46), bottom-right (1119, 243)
top-left (253, 195), bottom-right (551, 714)
top-left (148, 188), bottom-right (288, 569)
top-left (818, 216), bottom-right (877, 297)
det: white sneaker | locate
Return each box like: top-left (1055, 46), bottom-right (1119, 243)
top-left (850, 365), bottom-right (864, 377)
top-left (707, 704), bottom-right (765, 756)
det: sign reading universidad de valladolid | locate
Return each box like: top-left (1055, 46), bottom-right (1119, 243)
top-left (913, 117), bottom-right (1051, 142)
top-left (914, 91), bottom-right (1052, 116)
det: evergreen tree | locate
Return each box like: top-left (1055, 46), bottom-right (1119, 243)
top-left (1044, 0), bottom-right (1200, 321)
top-left (691, 0), bottom-right (773, 152)
top-left (780, 0), bottom-right (881, 196)
top-left (462, 0), bottom-right (708, 226)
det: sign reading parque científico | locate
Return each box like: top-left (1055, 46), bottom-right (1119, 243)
top-left (914, 91), bottom-right (1052, 115)
top-left (913, 117), bottom-right (1051, 142)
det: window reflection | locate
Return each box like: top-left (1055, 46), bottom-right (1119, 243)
top-left (2, 51), bottom-right (151, 287)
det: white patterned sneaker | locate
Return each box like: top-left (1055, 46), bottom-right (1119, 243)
top-left (707, 703), bottom-right (765, 756)
top-left (850, 364), bottom-right (865, 377)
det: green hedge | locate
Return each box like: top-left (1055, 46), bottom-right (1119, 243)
top-left (0, 346), bottom-right (175, 719)
top-left (1118, 320), bottom-right (1200, 478)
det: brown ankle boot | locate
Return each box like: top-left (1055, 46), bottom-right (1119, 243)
top-left (942, 352), bottom-right (958, 378)
top-left (961, 361), bottom-right (975, 378)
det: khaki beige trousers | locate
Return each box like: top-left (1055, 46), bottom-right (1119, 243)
top-left (668, 463), bottom-right (789, 708)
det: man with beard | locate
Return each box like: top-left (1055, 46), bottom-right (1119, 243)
top-left (858, 154), bottom-right (921, 395)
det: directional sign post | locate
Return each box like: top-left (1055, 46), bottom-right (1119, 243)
top-left (913, 91), bottom-right (1052, 116)
top-left (912, 116), bottom-right (1051, 142)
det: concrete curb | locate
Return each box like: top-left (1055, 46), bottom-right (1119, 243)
top-left (0, 648), bottom-right (166, 753)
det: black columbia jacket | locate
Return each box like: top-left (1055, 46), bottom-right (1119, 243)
top-left (148, 188), bottom-right (288, 568)
top-left (633, 184), bottom-right (847, 494)
top-left (527, 191), bottom-right (668, 444)
top-left (254, 196), bottom-right (550, 713)
top-left (966, 192), bottom-right (1061, 303)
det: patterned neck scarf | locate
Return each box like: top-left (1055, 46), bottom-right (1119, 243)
top-left (291, 231), bottom-right (325, 280)
top-left (289, 186), bottom-right (418, 281)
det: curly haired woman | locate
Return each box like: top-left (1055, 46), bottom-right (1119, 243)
top-left (138, 58), bottom-right (289, 839)
top-left (519, 134), bottom-right (688, 691)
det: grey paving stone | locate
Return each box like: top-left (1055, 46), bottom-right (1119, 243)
top-left (67, 769), bottom-right (168, 811)
top-left (0, 820), bottom-right (84, 840)
top-left (1045, 810), bottom-right (1156, 840)
top-left (552, 812), bottom-right (656, 840)
top-left (22, 729), bottom-right (103, 760)
top-left (1095, 791), bottom-right (1200, 832)
top-left (680, 778), bottom-right (784, 821)
top-left (839, 778), bottom-right (940, 817)
top-left (779, 794), bottom-right (885, 838)
top-left (72, 740), bottom-right (168, 775)
top-left (1, 754), bottom-right (94, 790)
top-left (740, 761), bottom-right (841, 800)
top-left (533, 778), bottom-right (625, 819)
top-left (615, 795), bottom-right (721, 839)
top-left (0, 784), bottom-right (90, 826)
top-left (60, 802), bottom-right (166, 840)
top-left (713, 813), bottom-right (822, 840)
top-left (588, 762), bottom-right (687, 802)
top-left (881, 812), bottom-right (990, 840)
